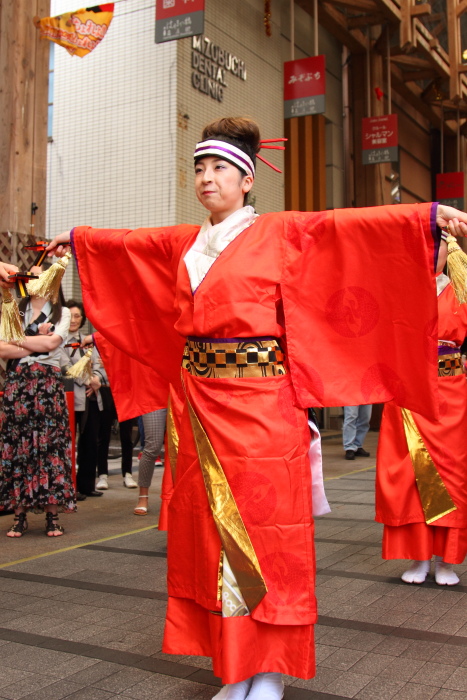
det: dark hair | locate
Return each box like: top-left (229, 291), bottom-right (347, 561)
top-left (200, 117), bottom-right (261, 173)
top-left (19, 288), bottom-right (65, 326)
top-left (65, 299), bottom-right (86, 328)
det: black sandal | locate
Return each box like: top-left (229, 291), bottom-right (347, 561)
top-left (45, 512), bottom-right (64, 537)
top-left (7, 513), bottom-right (28, 538)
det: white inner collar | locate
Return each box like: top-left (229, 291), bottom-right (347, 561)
top-left (184, 205), bottom-right (258, 292)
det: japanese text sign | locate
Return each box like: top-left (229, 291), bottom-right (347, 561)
top-left (362, 114), bottom-right (398, 165)
top-left (284, 55), bottom-right (326, 118)
top-left (156, 0), bottom-right (204, 43)
top-left (436, 172), bottom-right (464, 210)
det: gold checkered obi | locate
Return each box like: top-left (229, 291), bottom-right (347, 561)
top-left (438, 343), bottom-right (465, 377)
top-left (182, 337), bottom-right (287, 378)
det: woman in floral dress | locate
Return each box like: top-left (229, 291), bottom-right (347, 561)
top-left (0, 287), bottom-right (76, 537)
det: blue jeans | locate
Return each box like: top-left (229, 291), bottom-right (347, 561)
top-left (343, 405), bottom-right (372, 451)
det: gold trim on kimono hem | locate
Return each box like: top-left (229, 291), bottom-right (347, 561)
top-left (401, 408), bottom-right (457, 524)
top-left (186, 398), bottom-right (268, 612)
top-left (166, 396), bottom-right (179, 482)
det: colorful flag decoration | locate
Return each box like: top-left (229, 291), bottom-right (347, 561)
top-left (34, 4), bottom-right (114, 57)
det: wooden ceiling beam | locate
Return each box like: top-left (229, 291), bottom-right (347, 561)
top-left (390, 62), bottom-right (456, 134)
top-left (347, 13), bottom-right (385, 28)
top-left (319, 0), bottom-right (377, 12)
top-left (372, 0), bottom-right (401, 23)
top-left (402, 69), bottom-right (438, 82)
top-left (411, 3), bottom-right (431, 18)
top-left (390, 55), bottom-right (434, 69)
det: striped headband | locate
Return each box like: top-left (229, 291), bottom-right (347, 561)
top-left (194, 139), bottom-right (255, 178)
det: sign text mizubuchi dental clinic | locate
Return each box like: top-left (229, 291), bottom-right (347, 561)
top-left (191, 35), bottom-right (247, 102)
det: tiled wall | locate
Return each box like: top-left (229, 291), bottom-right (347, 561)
top-left (47, 0), bottom-right (177, 298)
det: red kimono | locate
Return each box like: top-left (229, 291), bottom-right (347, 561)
top-left (376, 276), bottom-right (467, 564)
top-left (71, 203), bottom-right (440, 683)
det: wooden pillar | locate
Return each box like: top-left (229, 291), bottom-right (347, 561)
top-left (0, 0), bottom-right (50, 243)
top-left (284, 114), bottom-right (326, 211)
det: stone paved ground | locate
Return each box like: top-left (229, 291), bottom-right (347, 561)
top-left (0, 433), bottom-right (466, 700)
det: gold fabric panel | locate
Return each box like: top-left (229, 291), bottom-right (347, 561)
top-left (166, 396), bottom-right (179, 482)
top-left (401, 408), bottom-right (457, 524)
top-left (187, 399), bottom-right (268, 612)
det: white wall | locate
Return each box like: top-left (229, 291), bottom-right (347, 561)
top-left (47, 0), bottom-right (177, 243)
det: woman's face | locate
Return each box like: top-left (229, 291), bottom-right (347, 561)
top-left (194, 156), bottom-right (253, 224)
top-left (69, 306), bottom-right (83, 334)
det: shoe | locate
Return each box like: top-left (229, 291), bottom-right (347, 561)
top-left (401, 560), bottom-right (430, 584)
top-left (83, 490), bottom-right (103, 497)
top-left (155, 456), bottom-right (163, 466)
top-left (96, 475), bottom-right (108, 490)
top-left (434, 557), bottom-right (460, 586)
top-left (355, 447), bottom-right (370, 457)
top-left (6, 513), bottom-right (28, 538)
top-left (76, 493), bottom-right (87, 501)
top-left (246, 673), bottom-right (284, 699)
top-left (134, 495), bottom-right (149, 516)
top-left (212, 677), bottom-right (253, 699)
top-left (123, 473), bottom-right (137, 488)
top-left (45, 512), bottom-right (64, 537)
top-left (345, 450), bottom-right (355, 460)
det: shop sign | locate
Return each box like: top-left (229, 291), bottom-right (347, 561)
top-left (436, 172), bottom-right (464, 210)
top-left (191, 35), bottom-right (247, 103)
top-left (284, 55), bottom-right (326, 119)
top-left (155, 0), bottom-right (204, 44)
top-left (362, 114), bottom-right (398, 164)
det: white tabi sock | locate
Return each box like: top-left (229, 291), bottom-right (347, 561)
top-left (434, 556), bottom-right (460, 586)
top-left (212, 677), bottom-right (253, 700)
top-left (401, 560), bottom-right (431, 584)
top-left (246, 673), bottom-right (284, 699)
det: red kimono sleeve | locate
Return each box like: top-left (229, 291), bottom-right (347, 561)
top-left (71, 224), bottom-right (198, 414)
top-left (94, 332), bottom-right (169, 421)
top-left (281, 203), bottom-right (440, 419)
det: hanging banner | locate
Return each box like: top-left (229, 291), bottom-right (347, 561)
top-left (155, 0), bottom-right (204, 44)
top-left (362, 114), bottom-right (398, 165)
top-left (284, 55), bottom-right (326, 119)
top-left (436, 172), bottom-right (464, 210)
top-left (34, 4), bottom-right (114, 57)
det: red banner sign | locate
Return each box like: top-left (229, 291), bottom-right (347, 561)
top-left (362, 114), bottom-right (398, 165)
top-left (436, 172), bottom-right (464, 210)
top-left (155, 0), bottom-right (204, 43)
top-left (284, 55), bottom-right (326, 118)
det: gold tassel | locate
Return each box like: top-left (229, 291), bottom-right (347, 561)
top-left (445, 233), bottom-right (467, 304)
top-left (66, 347), bottom-right (93, 381)
top-left (26, 251), bottom-right (72, 302)
top-left (0, 288), bottom-right (25, 343)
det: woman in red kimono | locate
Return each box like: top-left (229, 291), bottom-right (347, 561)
top-left (47, 117), bottom-right (467, 700)
top-left (376, 265), bottom-right (467, 587)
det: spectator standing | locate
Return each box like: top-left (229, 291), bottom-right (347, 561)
top-left (134, 408), bottom-right (167, 515)
top-left (342, 405), bottom-right (372, 460)
top-left (0, 288), bottom-right (75, 536)
top-left (60, 300), bottom-right (105, 498)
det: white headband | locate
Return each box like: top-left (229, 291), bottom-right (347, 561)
top-left (194, 139), bottom-right (255, 178)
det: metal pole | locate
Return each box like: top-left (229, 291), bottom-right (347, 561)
top-left (290, 0), bottom-right (295, 61)
top-left (366, 26), bottom-right (371, 117)
top-left (314, 0), bottom-right (318, 56)
top-left (386, 25), bottom-right (391, 114)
